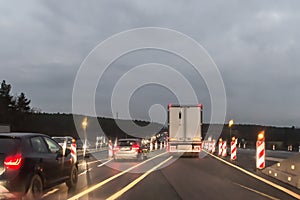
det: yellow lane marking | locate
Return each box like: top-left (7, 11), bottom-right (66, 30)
top-left (107, 156), bottom-right (173, 200)
top-left (42, 188), bottom-right (60, 198)
top-left (203, 150), bottom-right (300, 199)
top-left (68, 151), bottom-right (168, 200)
top-left (234, 183), bottom-right (280, 200)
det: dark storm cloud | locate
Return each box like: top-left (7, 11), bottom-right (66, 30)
top-left (1, 0), bottom-right (300, 126)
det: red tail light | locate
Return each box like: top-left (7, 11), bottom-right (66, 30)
top-left (4, 153), bottom-right (23, 170)
top-left (132, 143), bottom-right (140, 151)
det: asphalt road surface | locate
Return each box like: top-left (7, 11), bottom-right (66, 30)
top-left (42, 148), bottom-right (300, 200)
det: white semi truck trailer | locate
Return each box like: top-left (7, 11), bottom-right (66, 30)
top-left (168, 104), bottom-right (203, 155)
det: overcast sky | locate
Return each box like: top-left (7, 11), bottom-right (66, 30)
top-left (1, 1), bottom-right (300, 127)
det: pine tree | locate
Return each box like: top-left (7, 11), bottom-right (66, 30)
top-left (16, 92), bottom-right (31, 113)
top-left (0, 80), bottom-right (14, 114)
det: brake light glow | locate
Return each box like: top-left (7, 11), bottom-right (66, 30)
top-left (4, 153), bottom-right (23, 170)
top-left (132, 143), bottom-right (140, 151)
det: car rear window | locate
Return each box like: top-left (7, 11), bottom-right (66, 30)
top-left (118, 140), bottom-right (140, 147)
top-left (0, 137), bottom-right (21, 154)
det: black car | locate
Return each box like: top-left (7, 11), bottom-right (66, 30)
top-left (0, 132), bottom-right (78, 199)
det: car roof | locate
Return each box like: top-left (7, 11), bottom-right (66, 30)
top-left (118, 138), bottom-right (141, 141)
top-left (52, 136), bottom-right (73, 139)
top-left (0, 132), bottom-right (48, 138)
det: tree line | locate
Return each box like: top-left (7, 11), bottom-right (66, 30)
top-left (0, 80), bottom-right (32, 125)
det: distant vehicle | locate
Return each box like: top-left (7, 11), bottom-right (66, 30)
top-left (76, 139), bottom-right (91, 158)
top-left (113, 138), bottom-right (148, 161)
top-left (168, 104), bottom-right (203, 156)
top-left (52, 136), bottom-right (74, 149)
top-left (0, 132), bottom-right (78, 199)
top-left (76, 139), bottom-right (91, 150)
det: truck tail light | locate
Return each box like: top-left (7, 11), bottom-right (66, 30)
top-left (4, 153), bottom-right (23, 170)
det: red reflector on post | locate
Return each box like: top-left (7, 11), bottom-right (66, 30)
top-left (4, 153), bottom-right (23, 170)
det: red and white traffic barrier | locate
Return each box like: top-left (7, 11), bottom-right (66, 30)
top-left (108, 140), bottom-right (113, 158)
top-left (160, 142), bottom-right (163, 149)
top-left (150, 142), bottom-right (153, 151)
top-left (71, 141), bottom-right (77, 163)
top-left (155, 141), bottom-right (158, 150)
top-left (218, 139), bottom-right (223, 156)
top-left (221, 141), bottom-right (227, 157)
top-left (212, 140), bottom-right (216, 154)
top-left (231, 139), bottom-right (237, 160)
top-left (256, 131), bottom-right (265, 169)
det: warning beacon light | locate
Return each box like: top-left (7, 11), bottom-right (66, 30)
top-left (257, 131), bottom-right (265, 141)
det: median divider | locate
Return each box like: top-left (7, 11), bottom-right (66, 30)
top-left (203, 149), bottom-right (300, 199)
top-left (262, 153), bottom-right (300, 189)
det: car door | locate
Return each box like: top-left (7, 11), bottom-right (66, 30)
top-left (43, 137), bottom-right (71, 181)
top-left (30, 136), bottom-right (61, 186)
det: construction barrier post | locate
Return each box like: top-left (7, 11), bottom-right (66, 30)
top-left (71, 139), bottom-right (77, 163)
top-left (108, 139), bottom-right (113, 158)
top-left (218, 138), bottom-right (223, 156)
top-left (256, 131), bottom-right (265, 169)
top-left (155, 141), bottom-right (158, 150)
top-left (160, 142), bottom-right (163, 149)
top-left (222, 141), bottom-right (227, 157)
top-left (212, 140), bottom-right (216, 154)
top-left (150, 142), bottom-right (153, 151)
top-left (230, 137), bottom-right (237, 161)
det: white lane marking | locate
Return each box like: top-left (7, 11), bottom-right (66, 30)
top-left (78, 158), bottom-right (110, 166)
top-left (68, 151), bottom-right (168, 200)
top-left (234, 183), bottom-right (280, 200)
top-left (78, 168), bottom-right (93, 176)
top-left (203, 150), bottom-right (300, 199)
top-left (107, 156), bottom-right (173, 200)
top-left (97, 159), bottom-right (113, 167)
top-left (42, 188), bottom-right (60, 198)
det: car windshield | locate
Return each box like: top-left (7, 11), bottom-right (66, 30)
top-left (0, 137), bottom-right (21, 154)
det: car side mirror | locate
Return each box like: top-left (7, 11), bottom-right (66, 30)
top-left (65, 148), bottom-right (71, 156)
top-left (56, 151), bottom-right (63, 159)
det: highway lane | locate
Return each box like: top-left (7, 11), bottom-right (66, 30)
top-left (42, 149), bottom-right (300, 200)
top-left (118, 155), bottom-right (297, 200)
top-left (42, 149), bottom-right (168, 200)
